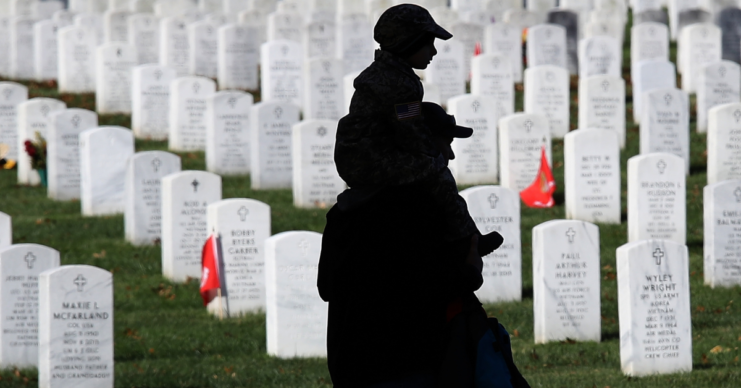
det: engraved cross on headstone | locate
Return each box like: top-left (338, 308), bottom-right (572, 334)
top-left (663, 94), bottom-right (672, 106)
top-left (601, 80), bottom-right (610, 92)
top-left (719, 66), bottom-right (727, 78)
top-left (734, 187), bottom-right (741, 202)
top-left (71, 115), bottom-right (81, 128)
top-left (657, 160), bottom-right (667, 174)
top-left (237, 206), bottom-right (249, 221)
top-left (191, 179), bottom-right (199, 192)
top-left (565, 227), bottom-right (576, 243)
top-left (3, 88), bottom-right (12, 100)
top-left (24, 252), bottom-right (36, 269)
top-left (735, 109), bottom-right (741, 122)
top-left (40, 104), bottom-right (50, 116)
top-left (471, 101), bottom-right (480, 112)
top-left (524, 119), bottom-right (534, 132)
top-left (298, 240), bottom-right (310, 256)
top-left (653, 248), bottom-right (664, 265)
top-left (73, 274), bottom-right (87, 292)
top-left (274, 107), bottom-right (283, 119)
top-left (488, 193), bottom-right (499, 209)
top-left (151, 158), bottom-right (161, 172)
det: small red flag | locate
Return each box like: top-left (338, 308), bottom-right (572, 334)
top-left (520, 146), bottom-right (556, 208)
top-left (200, 233), bottom-right (222, 306)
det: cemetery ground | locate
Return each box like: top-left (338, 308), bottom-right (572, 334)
top-left (0, 44), bottom-right (740, 388)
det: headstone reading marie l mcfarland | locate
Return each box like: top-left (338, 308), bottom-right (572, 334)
top-left (39, 265), bottom-right (114, 388)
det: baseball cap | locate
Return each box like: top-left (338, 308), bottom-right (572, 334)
top-left (422, 102), bottom-right (473, 138)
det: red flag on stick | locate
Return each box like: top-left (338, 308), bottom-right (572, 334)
top-left (200, 233), bottom-right (222, 306)
top-left (520, 146), bottom-right (556, 208)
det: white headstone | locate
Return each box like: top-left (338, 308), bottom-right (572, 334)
top-left (564, 129), bottom-right (621, 224)
top-left (578, 75), bottom-right (626, 148)
top-left (39, 265), bottom-right (114, 388)
top-left (16, 98), bottom-right (66, 186)
top-left (95, 43), bottom-right (136, 115)
top-left (633, 60), bottom-right (677, 123)
top-left (426, 39), bottom-right (466, 107)
top-left (617, 239), bottom-right (692, 376)
top-left (498, 113), bottom-right (552, 192)
top-left (266, 9), bottom-right (302, 43)
top-left (304, 20), bottom-right (336, 60)
top-left (217, 23), bottom-right (259, 90)
top-left (630, 22), bottom-right (669, 73)
top-left (124, 151), bottom-right (181, 245)
top-left (470, 54), bottom-right (514, 119)
top-left (52, 10), bottom-right (76, 26)
top-left (450, 22), bottom-right (484, 79)
top-left (127, 13), bottom-right (159, 65)
top-left (79, 127), bottom-right (134, 216)
top-left (265, 231), bottom-right (327, 358)
top-left (291, 119), bottom-right (344, 208)
top-left (704, 180), bottom-right (741, 287)
top-left (707, 102), bottom-right (741, 184)
top-left (526, 24), bottom-right (567, 70)
top-left (584, 18), bottom-right (624, 46)
top-left (0, 244), bottom-right (60, 368)
top-left (33, 19), bottom-right (63, 82)
top-left (250, 101), bottom-right (300, 189)
top-left (0, 18), bottom-right (11, 78)
top-left (159, 17), bottom-right (190, 76)
top-left (205, 90), bottom-right (253, 175)
top-left (74, 13), bottom-right (104, 45)
top-left (422, 81), bottom-right (441, 104)
top-left (103, 9), bottom-right (130, 43)
top-left (0, 82), bottom-right (27, 162)
top-left (524, 65), bottom-right (570, 138)
top-left (9, 16), bottom-right (34, 80)
top-left (460, 185), bottom-right (522, 302)
top-left (33, 1), bottom-right (63, 19)
top-left (0, 212), bottom-right (9, 250)
top-left (627, 153), bottom-right (687, 244)
top-left (57, 25), bottom-right (97, 93)
top-left (447, 95), bottom-right (500, 184)
top-left (206, 198), bottom-right (270, 316)
top-left (696, 61), bottom-right (741, 133)
top-left (483, 23), bottom-right (523, 83)
top-left (131, 64), bottom-right (175, 140)
top-left (161, 170), bottom-right (222, 282)
top-left (337, 13), bottom-right (374, 74)
top-left (533, 220), bottom-right (601, 343)
top-left (640, 88), bottom-right (690, 174)
top-left (260, 40), bottom-right (303, 109)
top-left (237, 9), bottom-right (268, 46)
top-left (188, 20), bottom-right (218, 78)
top-left (303, 58), bottom-right (344, 120)
top-left (578, 35), bottom-right (621, 77)
top-left (168, 76), bottom-right (217, 151)
top-left (47, 109), bottom-right (99, 201)
top-left (679, 23), bottom-right (721, 93)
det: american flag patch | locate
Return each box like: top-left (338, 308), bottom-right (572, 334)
top-left (395, 101), bottom-right (422, 120)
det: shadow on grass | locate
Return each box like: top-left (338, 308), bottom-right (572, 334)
top-left (522, 287), bottom-right (533, 300)
top-left (601, 331), bottom-right (620, 342)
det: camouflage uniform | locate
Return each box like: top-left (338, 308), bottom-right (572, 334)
top-left (335, 5), bottom-right (478, 241)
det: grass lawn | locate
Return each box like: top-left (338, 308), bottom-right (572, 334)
top-left (1, 17), bottom-right (740, 388)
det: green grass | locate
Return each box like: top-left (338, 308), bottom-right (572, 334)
top-left (1, 18), bottom-right (740, 388)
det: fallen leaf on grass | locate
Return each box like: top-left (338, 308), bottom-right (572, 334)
top-left (513, 329), bottom-right (520, 337)
top-left (696, 305), bottom-right (705, 312)
top-left (224, 366), bottom-right (234, 374)
top-left (602, 265), bottom-right (613, 270)
top-left (734, 356), bottom-right (738, 363)
top-left (92, 250), bottom-right (106, 258)
top-left (710, 346), bottom-right (724, 354)
top-left (702, 353), bottom-right (708, 364)
top-left (149, 348), bottom-right (155, 353)
top-left (604, 272), bottom-right (616, 281)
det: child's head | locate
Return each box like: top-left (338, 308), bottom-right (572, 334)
top-left (374, 4), bottom-right (452, 69)
top-left (421, 102), bottom-right (473, 162)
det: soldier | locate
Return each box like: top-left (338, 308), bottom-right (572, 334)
top-left (335, 4), bottom-right (500, 256)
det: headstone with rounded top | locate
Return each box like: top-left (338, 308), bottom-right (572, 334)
top-left (161, 170), bottom-right (222, 282)
top-left (124, 151), bottom-right (181, 245)
top-left (498, 113), bottom-right (552, 192)
top-left (250, 101), bottom-right (301, 189)
top-left (79, 126), bottom-right (135, 216)
top-left (57, 25), bottom-right (97, 93)
top-left (524, 65), bottom-right (570, 138)
top-left (640, 88), bottom-right (690, 174)
top-left (217, 23), bottom-right (259, 90)
top-left (128, 13), bottom-right (159, 65)
top-left (703, 179), bottom-right (741, 288)
top-left (260, 40), bottom-right (303, 109)
top-left (578, 75), bottom-right (626, 148)
top-left (95, 43), bottom-right (137, 115)
top-left (483, 23), bottom-right (522, 83)
top-left (0, 82), bottom-right (27, 162)
top-left (696, 60), bottom-right (741, 133)
top-left (425, 39), bottom-right (466, 107)
top-left (0, 212), bottom-right (10, 250)
top-left (291, 119), bottom-right (344, 208)
top-left (460, 185), bottom-right (522, 302)
top-left (205, 90), bottom-right (253, 175)
top-left (707, 102), bottom-right (741, 184)
top-left (16, 98), bottom-right (66, 185)
top-left (447, 94), bottom-right (500, 185)
top-left (47, 109), bottom-right (99, 201)
top-left (168, 76), bottom-right (217, 151)
top-left (0, 244), bottom-right (60, 368)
